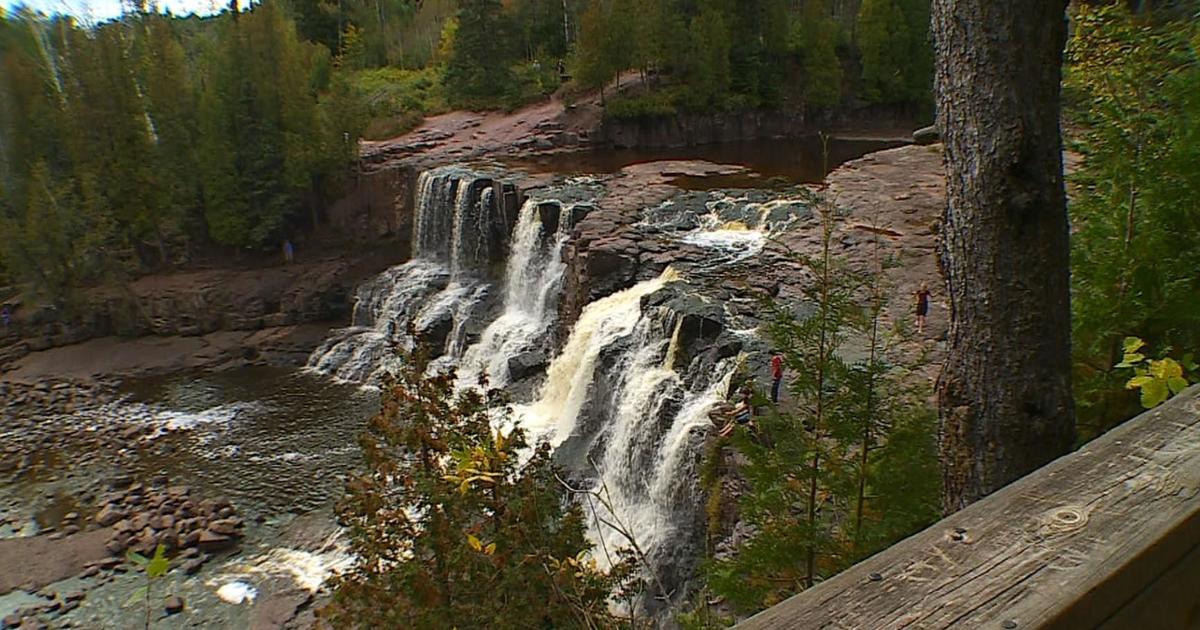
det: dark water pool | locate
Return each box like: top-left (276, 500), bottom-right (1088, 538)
top-left (505, 136), bottom-right (908, 188)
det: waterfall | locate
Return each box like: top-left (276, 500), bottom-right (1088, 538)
top-left (457, 198), bottom-right (575, 388)
top-left (514, 268), bottom-right (680, 447)
top-left (308, 164), bottom-right (753, 605)
top-left (306, 167), bottom-right (504, 382)
top-left (513, 267), bottom-right (737, 594)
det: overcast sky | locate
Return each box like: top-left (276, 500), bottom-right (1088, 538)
top-left (7, 0), bottom-right (225, 22)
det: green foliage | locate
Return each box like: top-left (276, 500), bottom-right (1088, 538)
top-left (856, 0), bottom-right (931, 105)
top-left (125, 543), bottom-right (171, 630)
top-left (566, 0), bottom-right (930, 116)
top-left (443, 0), bottom-right (517, 107)
top-left (698, 204), bottom-right (939, 617)
top-left (1116, 337), bottom-right (1194, 409)
top-left (1065, 4), bottom-right (1200, 438)
top-left (792, 0), bottom-right (843, 107)
top-left (342, 66), bottom-right (446, 139)
top-left (322, 349), bottom-right (630, 628)
top-left (0, 4), bottom-right (362, 298)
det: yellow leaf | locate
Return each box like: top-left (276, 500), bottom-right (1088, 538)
top-left (467, 534), bottom-right (482, 552)
top-left (484, 542), bottom-right (496, 555)
top-left (1126, 375), bottom-right (1154, 390)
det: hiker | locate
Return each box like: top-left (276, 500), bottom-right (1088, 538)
top-left (283, 239), bottom-right (295, 264)
top-left (1, 305), bottom-right (10, 332)
top-left (770, 351), bottom-right (784, 404)
top-left (718, 386), bottom-right (754, 437)
top-left (915, 281), bottom-right (931, 335)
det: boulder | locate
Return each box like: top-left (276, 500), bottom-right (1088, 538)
top-left (913, 124), bottom-right (941, 145)
top-left (507, 351), bottom-right (548, 382)
top-left (94, 504), bottom-right (124, 527)
top-left (196, 529), bottom-right (236, 553)
top-left (207, 519), bottom-right (240, 536)
top-left (164, 595), bottom-right (185, 615)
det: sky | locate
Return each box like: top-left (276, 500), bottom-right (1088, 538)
top-left (6, 0), bottom-right (225, 22)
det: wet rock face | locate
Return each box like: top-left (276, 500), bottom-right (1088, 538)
top-left (1, 253), bottom-right (405, 370)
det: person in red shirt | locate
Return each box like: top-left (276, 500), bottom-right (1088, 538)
top-left (770, 352), bottom-right (784, 404)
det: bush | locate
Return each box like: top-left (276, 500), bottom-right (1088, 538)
top-left (345, 67), bottom-right (449, 140)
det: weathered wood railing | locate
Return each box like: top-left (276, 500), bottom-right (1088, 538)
top-left (737, 385), bottom-right (1200, 629)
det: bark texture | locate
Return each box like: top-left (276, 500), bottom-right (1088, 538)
top-left (932, 0), bottom-right (1075, 513)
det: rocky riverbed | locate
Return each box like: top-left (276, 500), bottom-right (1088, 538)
top-left (0, 140), bottom-right (950, 628)
top-left (1, 369), bottom-right (373, 629)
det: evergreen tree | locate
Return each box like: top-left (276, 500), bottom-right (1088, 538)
top-left (443, 0), bottom-right (514, 106)
top-left (856, 0), bottom-right (910, 103)
top-left (794, 0), bottom-right (844, 107)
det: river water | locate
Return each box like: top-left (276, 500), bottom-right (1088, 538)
top-left (1, 135), bottom-right (904, 626)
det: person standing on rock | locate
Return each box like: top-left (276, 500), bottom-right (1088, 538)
top-left (915, 282), bottom-right (931, 335)
top-left (282, 239), bottom-right (294, 265)
top-left (1, 305), bottom-right (10, 333)
top-left (770, 351), bottom-right (784, 404)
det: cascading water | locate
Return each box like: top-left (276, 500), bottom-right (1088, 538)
top-left (456, 198), bottom-right (578, 388)
top-left (514, 267), bottom-right (739, 603)
top-left (308, 165), bottom-right (766, 612)
top-left (306, 167), bottom-right (505, 382)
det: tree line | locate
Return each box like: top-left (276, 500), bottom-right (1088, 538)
top-left (0, 3), bottom-right (361, 302)
top-left (572, 0), bottom-right (932, 115)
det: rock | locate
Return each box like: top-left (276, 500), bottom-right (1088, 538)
top-left (1, 613), bottom-right (20, 628)
top-left (94, 504), bottom-right (123, 527)
top-left (163, 595), bottom-right (184, 615)
top-left (207, 519), bottom-right (240, 536)
top-left (104, 533), bottom-right (129, 555)
top-left (913, 124), bottom-right (941, 145)
top-left (196, 529), bottom-right (236, 552)
top-left (181, 556), bottom-right (206, 576)
top-left (249, 588), bottom-right (314, 630)
top-left (507, 351), bottom-right (547, 382)
top-left (64, 591), bottom-right (85, 603)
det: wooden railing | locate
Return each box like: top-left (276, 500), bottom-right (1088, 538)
top-left (737, 385), bottom-right (1200, 629)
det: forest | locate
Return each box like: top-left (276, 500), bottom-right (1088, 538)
top-left (0, 0), bottom-right (933, 303)
top-left (0, 0), bottom-right (1198, 628)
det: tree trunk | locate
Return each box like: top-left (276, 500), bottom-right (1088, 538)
top-left (932, 0), bottom-right (1075, 514)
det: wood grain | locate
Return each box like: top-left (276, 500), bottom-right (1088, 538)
top-left (737, 386), bottom-right (1200, 629)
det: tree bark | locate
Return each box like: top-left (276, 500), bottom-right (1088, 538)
top-left (932, 0), bottom-right (1075, 513)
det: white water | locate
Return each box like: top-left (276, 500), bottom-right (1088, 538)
top-left (514, 268), bottom-right (680, 447)
top-left (510, 266), bottom-right (738, 578)
top-left (305, 166), bottom-right (763, 602)
top-left (457, 198), bottom-right (574, 388)
top-left (307, 167), bottom-right (502, 382)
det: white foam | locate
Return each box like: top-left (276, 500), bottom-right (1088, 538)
top-left (215, 581), bottom-right (257, 604)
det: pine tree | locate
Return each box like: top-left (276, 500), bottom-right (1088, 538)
top-left (857, 0), bottom-right (910, 103)
top-left (794, 0), bottom-right (844, 107)
top-left (443, 0), bottom-right (514, 107)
